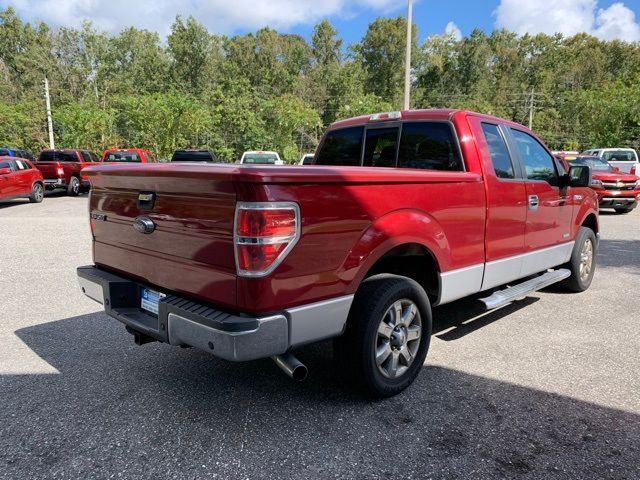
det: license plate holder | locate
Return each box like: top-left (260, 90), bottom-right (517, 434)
top-left (140, 288), bottom-right (165, 316)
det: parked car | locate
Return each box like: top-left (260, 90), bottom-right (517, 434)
top-left (0, 156), bottom-right (45, 203)
top-left (77, 109), bottom-right (598, 397)
top-left (568, 155), bottom-right (640, 214)
top-left (171, 150), bottom-right (218, 163)
top-left (0, 147), bottom-right (36, 161)
top-left (582, 148), bottom-right (639, 175)
top-left (101, 148), bottom-right (157, 164)
top-left (239, 151), bottom-right (284, 165)
top-left (299, 153), bottom-right (315, 165)
top-left (35, 149), bottom-right (98, 196)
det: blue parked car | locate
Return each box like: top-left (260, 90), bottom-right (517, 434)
top-left (0, 147), bottom-right (35, 161)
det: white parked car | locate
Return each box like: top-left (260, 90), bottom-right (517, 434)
top-left (239, 151), bottom-right (284, 165)
top-left (582, 148), bottom-right (639, 175)
top-left (299, 153), bottom-right (314, 165)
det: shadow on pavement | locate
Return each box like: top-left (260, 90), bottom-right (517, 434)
top-left (2, 312), bottom-right (638, 479)
top-left (597, 239), bottom-right (640, 271)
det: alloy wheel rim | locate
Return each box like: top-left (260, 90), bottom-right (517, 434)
top-left (34, 184), bottom-right (43, 201)
top-left (579, 238), bottom-right (594, 282)
top-left (375, 299), bottom-right (422, 379)
top-left (72, 179), bottom-right (79, 193)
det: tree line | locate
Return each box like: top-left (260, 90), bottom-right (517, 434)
top-left (1, 7), bottom-right (639, 161)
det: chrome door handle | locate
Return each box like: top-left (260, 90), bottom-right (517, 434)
top-left (528, 195), bottom-right (539, 210)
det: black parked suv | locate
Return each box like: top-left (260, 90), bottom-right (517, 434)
top-left (171, 150), bottom-right (219, 163)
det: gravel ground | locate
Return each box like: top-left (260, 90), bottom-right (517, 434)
top-left (0, 193), bottom-right (639, 479)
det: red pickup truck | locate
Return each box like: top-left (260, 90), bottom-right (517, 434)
top-left (77, 109), bottom-right (599, 397)
top-left (35, 149), bottom-right (99, 195)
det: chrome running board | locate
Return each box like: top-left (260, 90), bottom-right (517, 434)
top-left (479, 269), bottom-right (571, 310)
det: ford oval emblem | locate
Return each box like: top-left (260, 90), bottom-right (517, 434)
top-left (133, 216), bottom-right (156, 234)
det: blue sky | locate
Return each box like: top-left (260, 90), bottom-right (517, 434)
top-left (4, 0), bottom-right (640, 43)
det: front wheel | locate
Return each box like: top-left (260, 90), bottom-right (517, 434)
top-left (29, 183), bottom-right (44, 203)
top-left (335, 274), bottom-right (432, 397)
top-left (561, 227), bottom-right (597, 292)
top-left (67, 176), bottom-right (80, 196)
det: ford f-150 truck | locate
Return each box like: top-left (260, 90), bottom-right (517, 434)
top-left (77, 110), bottom-right (599, 397)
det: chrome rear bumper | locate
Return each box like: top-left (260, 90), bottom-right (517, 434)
top-left (77, 266), bottom-right (352, 362)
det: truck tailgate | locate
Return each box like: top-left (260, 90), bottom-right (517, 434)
top-left (34, 161), bottom-right (61, 179)
top-left (86, 164), bottom-right (238, 309)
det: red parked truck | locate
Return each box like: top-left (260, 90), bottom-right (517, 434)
top-left (567, 156), bottom-right (640, 214)
top-left (35, 149), bottom-right (99, 196)
top-left (100, 148), bottom-right (157, 164)
top-left (77, 110), bottom-right (599, 397)
top-left (0, 156), bottom-right (45, 203)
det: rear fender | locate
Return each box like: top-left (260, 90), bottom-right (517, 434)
top-left (340, 209), bottom-right (449, 292)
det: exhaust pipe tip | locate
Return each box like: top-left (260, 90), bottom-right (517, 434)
top-left (272, 352), bottom-right (308, 381)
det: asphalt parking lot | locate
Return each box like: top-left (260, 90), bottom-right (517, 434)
top-left (1, 193), bottom-right (639, 479)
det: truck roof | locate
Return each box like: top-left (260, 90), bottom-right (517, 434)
top-left (329, 109), bottom-right (527, 131)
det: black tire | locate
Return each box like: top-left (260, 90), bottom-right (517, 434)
top-left (29, 182), bottom-right (44, 203)
top-left (614, 207), bottom-right (633, 214)
top-left (335, 274), bottom-right (432, 398)
top-left (561, 227), bottom-right (597, 292)
top-left (67, 176), bottom-right (80, 196)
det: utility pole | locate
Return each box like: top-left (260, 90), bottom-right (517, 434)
top-left (403, 0), bottom-right (413, 111)
top-left (44, 77), bottom-right (55, 149)
top-left (528, 86), bottom-right (535, 130)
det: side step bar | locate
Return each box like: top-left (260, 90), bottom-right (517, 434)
top-left (479, 269), bottom-right (571, 310)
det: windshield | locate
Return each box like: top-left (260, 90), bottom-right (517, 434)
top-left (243, 154), bottom-right (278, 164)
top-left (104, 151), bottom-right (141, 163)
top-left (602, 150), bottom-right (637, 162)
top-left (569, 157), bottom-right (613, 172)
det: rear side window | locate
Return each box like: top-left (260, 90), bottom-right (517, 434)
top-left (363, 127), bottom-right (398, 168)
top-left (398, 122), bottom-right (463, 171)
top-left (315, 126), bottom-right (364, 166)
top-left (15, 160), bottom-right (30, 170)
top-left (481, 123), bottom-right (515, 179)
top-left (511, 129), bottom-right (558, 186)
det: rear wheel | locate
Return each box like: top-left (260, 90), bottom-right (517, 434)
top-left (335, 274), bottom-right (432, 397)
top-left (561, 227), bottom-right (597, 292)
top-left (29, 183), bottom-right (44, 203)
top-left (67, 176), bottom-right (80, 196)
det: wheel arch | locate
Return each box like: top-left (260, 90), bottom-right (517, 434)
top-left (342, 209), bottom-right (449, 304)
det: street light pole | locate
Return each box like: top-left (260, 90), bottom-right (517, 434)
top-left (403, 0), bottom-right (413, 111)
top-left (44, 77), bottom-right (55, 149)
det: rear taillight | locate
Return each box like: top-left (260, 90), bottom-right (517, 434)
top-left (56, 162), bottom-right (64, 176)
top-left (631, 165), bottom-right (636, 175)
top-left (234, 202), bottom-right (300, 277)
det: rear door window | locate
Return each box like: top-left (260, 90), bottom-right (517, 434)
top-left (481, 123), bottom-right (515, 179)
top-left (398, 122), bottom-right (463, 171)
top-left (363, 127), bottom-right (399, 168)
top-left (315, 126), bottom-right (364, 166)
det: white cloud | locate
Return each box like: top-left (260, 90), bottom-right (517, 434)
top-left (3, 0), bottom-right (403, 35)
top-left (495, 0), bottom-right (640, 41)
top-left (444, 21), bottom-right (462, 40)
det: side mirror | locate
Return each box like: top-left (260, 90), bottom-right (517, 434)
top-left (0, 167), bottom-right (11, 175)
top-left (566, 165), bottom-right (592, 187)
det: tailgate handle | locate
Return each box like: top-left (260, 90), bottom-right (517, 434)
top-left (138, 192), bottom-right (156, 210)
